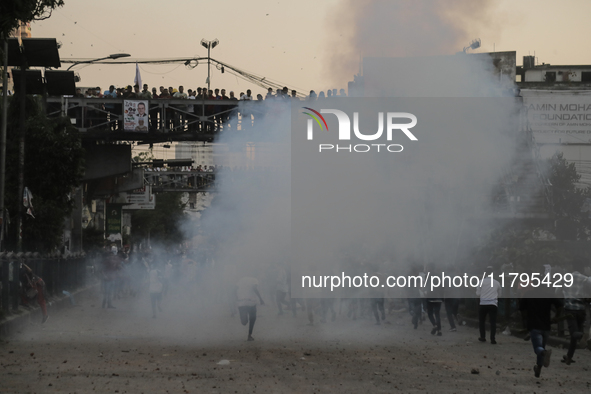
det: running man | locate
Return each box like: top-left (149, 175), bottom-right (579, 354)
top-left (560, 261), bottom-right (591, 365)
top-left (407, 264), bottom-right (423, 329)
top-left (369, 265), bottom-right (386, 325)
top-left (101, 246), bottom-right (122, 309)
top-left (443, 266), bottom-right (461, 332)
top-left (275, 265), bottom-right (291, 315)
top-left (20, 263), bottom-right (49, 324)
top-left (520, 267), bottom-right (562, 378)
top-left (148, 262), bottom-right (164, 318)
top-left (236, 276), bottom-right (265, 341)
top-left (476, 266), bottom-right (502, 344)
top-left (426, 265), bottom-right (443, 335)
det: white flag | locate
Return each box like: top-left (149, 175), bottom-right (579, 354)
top-left (134, 62), bottom-right (142, 88)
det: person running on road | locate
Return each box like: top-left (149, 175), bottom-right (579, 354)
top-left (101, 246), bottom-right (122, 309)
top-left (520, 266), bottom-right (562, 378)
top-left (476, 266), bottom-right (502, 344)
top-left (148, 262), bottom-right (164, 318)
top-left (368, 264), bottom-right (386, 325)
top-left (426, 265), bottom-right (443, 336)
top-left (275, 265), bottom-right (291, 315)
top-left (407, 264), bottom-right (423, 329)
top-left (560, 260), bottom-right (591, 365)
top-left (236, 276), bottom-right (265, 341)
top-left (443, 266), bottom-right (461, 332)
top-left (321, 299), bottom-right (337, 323)
top-left (20, 262), bottom-right (49, 324)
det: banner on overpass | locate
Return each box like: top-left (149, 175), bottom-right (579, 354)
top-left (522, 90), bottom-right (591, 144)
top-left (124, 100), bottom-right (149, 132)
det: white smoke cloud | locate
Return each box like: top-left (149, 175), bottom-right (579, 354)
top-left (324, 0), bottom-right (498, 86)
top-left (193, 1), bottom-right (521, 300)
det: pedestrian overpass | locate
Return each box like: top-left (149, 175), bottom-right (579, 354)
top-left (46, 97), bottom-right (276, 144)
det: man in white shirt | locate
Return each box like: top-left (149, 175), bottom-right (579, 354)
top-left (240, 89), bottom-right (253, 101)
top-left (173, 86), bottom-right (188, 130)
top-left (239, 90), bottom-right (253, 128)
top-left (236, 276), bottom-right (265, 341)
top-left (476, 266), bottom-right (502, 344)
top-left (187, 90), bottom-right (196, 132)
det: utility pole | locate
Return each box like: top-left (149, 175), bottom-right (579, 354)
top-left (0, 36), bottom-right (8, 251)
top-left (16, 46), bottom-right (27, 252)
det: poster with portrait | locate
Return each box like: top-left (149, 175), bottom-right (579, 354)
top-left (124, 100), bottom-right (149, 132)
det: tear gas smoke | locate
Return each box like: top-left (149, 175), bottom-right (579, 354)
top-left (194, 1), bottom-right (526, 301)
top-left (325, 0), bottom-right (499, 86)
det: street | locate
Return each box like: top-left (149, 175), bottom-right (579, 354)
top-left (2, 288), bottom-right (590, 393)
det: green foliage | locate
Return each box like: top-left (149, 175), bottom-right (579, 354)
top-left (474, 151), bottom-right (591, 267)
top-left (3, 94), bottom-right (84, 251)
top-left (547, 152), bottom-right (585, 216)
top-left (0, 0), bottom-right (64, 39)
top-left (131, 192), bottom-right (187, 245)
top-left (546, 151), bottom-right (591, 240)
top-left (477, 226), bottom-right (569, 270)
top-left (82, 226), bottom-right (107, 257)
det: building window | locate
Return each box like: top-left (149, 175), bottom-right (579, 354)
top-left (582, 72), bottom-right (591, 82)
top-left (544, 72), bottom-right (556, 82)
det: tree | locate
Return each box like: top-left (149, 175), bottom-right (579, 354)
top-left (474, 152), bottom-right (589, 268)
top-left (2, 95), bottom-right (84, 252)
top-left (546, 151), bottom-right (591, 240)
top-left (131, 192), bottom-right (187, 246)
top-left (477, 226), bottom-right (569, 271)
top-left (0, 0), bottom-right (64, 39)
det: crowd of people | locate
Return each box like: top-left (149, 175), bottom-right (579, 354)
top-left (88, 245), bottom-right (591, 379)
top-left (262, 261), bottom-right (591, 379)
top-left (66, 83), bottom-right (348, 132)
top-left (77, 84), bottom-right (347, 102)
top-left (15, 243), bottom-right (588, 381)
top-left (15, 240), bottom-right (591, 377)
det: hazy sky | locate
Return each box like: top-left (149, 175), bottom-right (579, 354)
top-left (30, 0), bottom-right (591, 96)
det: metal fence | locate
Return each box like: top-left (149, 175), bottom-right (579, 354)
top-left (0, 252), bottom-right (88, 317)
top-left (44, 97), bottom-right (278, 134)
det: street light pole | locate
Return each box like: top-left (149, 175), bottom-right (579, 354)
top-left (201, 39), bottom-right (219, 93)
top-left (66, 53), bottom-right (131, 71)
top-left (16, 45), bottom-right (27, 253)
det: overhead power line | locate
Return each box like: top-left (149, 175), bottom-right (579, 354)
top-left (60, 57), bottom-right (309, 96)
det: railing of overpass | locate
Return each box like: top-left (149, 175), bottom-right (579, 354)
top-left (0, 252), bottom-right (89, 318)
top-left (45, 97), bottom-right (285, 140)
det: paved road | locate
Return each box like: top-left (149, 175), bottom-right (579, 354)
top-left (1, 288), bottom-right (590, 393)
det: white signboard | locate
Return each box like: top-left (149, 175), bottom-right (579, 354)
top-left (522, 90), bottom-right (591, 144)
top-left (124, 100), bottom-right (149, 132)
top-left (122, 186), bottom-right (156, 210)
